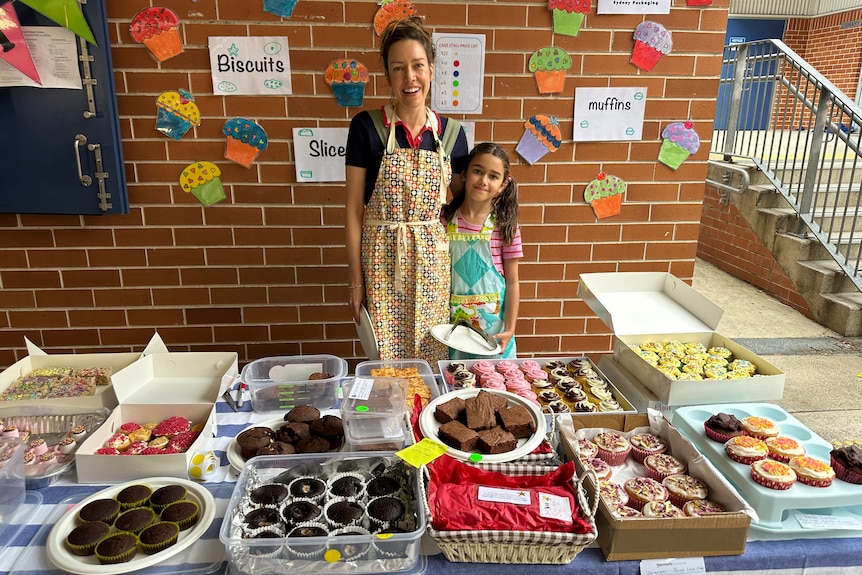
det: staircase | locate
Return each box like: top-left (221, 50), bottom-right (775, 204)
top-left (707, 39), bottom-right (862, 336)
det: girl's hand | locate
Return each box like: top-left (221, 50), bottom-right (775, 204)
top-left (349, 285), bottom-right (365, 324)
top-left (495, 330), bottom-right (514, 352)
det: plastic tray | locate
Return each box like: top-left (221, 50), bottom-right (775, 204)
top-left (673, 404), bottom-right (862, 537)
top-left (355, 359), bottom-right (444, 408)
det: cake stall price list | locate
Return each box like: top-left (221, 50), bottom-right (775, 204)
top-left (431, 33), bottom-right (485, 115)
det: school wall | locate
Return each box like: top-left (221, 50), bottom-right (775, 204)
top-left (0, 0), bottom-right (730, 369)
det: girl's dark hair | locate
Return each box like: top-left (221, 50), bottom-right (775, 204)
top-left (380, 17), bottom-right (435, 82)
top-left (442, 142), bottom-right (520, 245)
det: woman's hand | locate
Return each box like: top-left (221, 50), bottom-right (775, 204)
top-left (495, 330), bottom-right (514, 352)
top-left (349, 285), bottom-right (365, 324)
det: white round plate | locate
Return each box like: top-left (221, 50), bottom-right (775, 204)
top-left (227, 416), bottom-right (344, 472)
top-left (357, 305), bottom-right (379, 360)
top-left (46, 477), bottom-right (216, 575)
top-left (419, 388), bottom-right (545, 463)
top-left (430, 324), bottom-right (502, 356)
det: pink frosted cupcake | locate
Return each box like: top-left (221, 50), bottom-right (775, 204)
top-left (519, 360), bottom-right (541, 373)
top-left (577, 438), bottom-right (599, 460)
top-left (662, 474), bottom-right (708, 509)
top-left (623, 477), bottom-right (668, 511)
top-left (751, 459), bottom-right (796, 490)
top-left (479, 371), bottom-right (505, 390)
top-left (830, 444), bottom-right (862, 484)
top-left (725, 435), bottom-right (768, 465)
top-left (644, 453), bottom-right (687, 482)
top-left (524, 369), bottom-right (549, 386)
top-left (628, 433), bottom-right (667, 463)
top-left (593, 432), bottom-right (631, 466)
top-left (471, 361), bottom-right (496, 378)
top-left (496, 360), bottom-right (519, 375)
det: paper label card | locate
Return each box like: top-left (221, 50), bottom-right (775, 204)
top-left (293, 127), bottom-right (349, 182)
top-left (209, 36), bottom-right (292, 95)
top-left (597, 0), bottom-right (670, 14)
top-left (573, 87), bottom-right (646, 142)
top-left (794, 512), bottom-right (862, 530)
top-left (477, 487), bottom-right (531, 505)
top-left (538, 492), bottom-right (573, 522)
top-left (347, 377), bottom-right (374, 400)
top-left (397, 438), bottom-right (448, 467)
top-left (640, 557), bottom-right (706, 575)
top-left (431, 33), bottom-right (485, 115)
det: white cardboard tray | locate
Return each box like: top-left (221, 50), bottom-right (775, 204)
top-left (673, 404), bottom-right (862, 538)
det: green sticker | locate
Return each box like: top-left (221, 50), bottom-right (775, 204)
top-left (356, 405), bottom-right (369, 412)
top-left (469, 453), bottom-right (483, 462)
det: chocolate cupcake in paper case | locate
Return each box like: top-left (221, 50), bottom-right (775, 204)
top-left (584, 172), bottom-right (626, 219)
top-left (65, 521), bottom-right (111, 556)
top-left (547, 0), bottom-right (591, 37)
top-left (373, 0), bottom-right (416, 36)
top-left (516, 114), bottom-right (562, 165)
top-left (631, 21), bottom-right (672, 72)
top-left (155, 90), bottom-right (200, 141)
top-left (223, 118), bottom-right (268, 168)
top-left (830, 444), bottom-right (862, 484)
top-left (529, 46), bottom-right (571, 94)
top-left (659, 121), bottom-right (700, 169)
top-left (139, 521), bottom-right (180, 555)
top-left (130, 7), bottom-right (183, 62)
top-left (328, 526), bottom-right (371, 561)
top-left (326, 59), bottom-right (369, 107)
top-left (95, 532), bottom-right (138, 564)
top-left (179, 161), bottom-right (225, 207)
top-left (285, 522), bottom-right (329, 560)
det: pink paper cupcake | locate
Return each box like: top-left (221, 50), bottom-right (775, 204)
top-left (703, 412), bottom-right (744, 443)
top-left (593, 431), bottom-right (631, 466)
top-left (644, 453), bottom-right (688, 482)
top-left (623, 477), bottom-right (668, 511)
top-left (631, 21), bottom-right (672, 72)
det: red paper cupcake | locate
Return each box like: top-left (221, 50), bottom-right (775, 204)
top-left (751, 459), bottom-right (797, 490)
top-left (740, 416), bottom-right (779, 440)
top-left (130, 7), bottom-right (183, 62)
top-left (764, 436), bottom-right (805, 463)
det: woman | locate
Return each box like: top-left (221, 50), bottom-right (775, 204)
top-left (345, 17), bottom-right (469, 365)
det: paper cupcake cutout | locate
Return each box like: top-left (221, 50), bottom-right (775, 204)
top-left (263, 0), bottom-right (299, 18)
top-left (374, 0), bottom-right (416, 36)
top-left (223, 118), bottom-right (268, 168)
top-left (516, 115), bottom-right (562, 165)
top-left (631, 21), bottom-right (672, 72)
top-left (130, 7), bottom-right (183, 63)
top-left (548, 0), bottom-right (590, 37)
top-left (659, 121), bottom-right (700, 170)
top-left (529, 47), bottom-right (571, 94)
top-left (325, 59), bottom-right (369, 107)
top-left (155, 90), bottom-right (201, 140)
top-left (180, 162), bottom-right (225, 207)
top-left (584, 172), bottom-right (626, 219)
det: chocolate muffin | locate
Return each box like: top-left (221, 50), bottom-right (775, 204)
top-left (139, 521), bottom-right (180, 554)
top-left (372, 526), bottom-right (409, 558)
top-left (308, 372), bottom-right (333, 380)
top-left (276, 422), bottom-right (310, 444)
top-left (309, 415), bottom-right (344, 439)
top-left (289, 477), bottom-right (326, 500)
top-left (160, 500), bottom-right (199, 531)
top-left (250, 483), bottom-right (289, 505)
top-left (115, 484), bottom-right (152, 510)
top-left (114, 507), bottom-right (156, 534)
top-left (236, 427), bottom-right (274, 460)
top-left (365, 475), bottom-right (400, 498)
top-left (243, 507), bottom-right (282, 529)
top-left (296, 435), bottom-right (333, 453)
top-left (65, 521), bottom-right (111, 556)
top-left (257, 441), bottom-right (297, 456)
top-left (78, 498), bottom-right (120, 525)
top-left (282, 500), bottom-right (322, 525)
top-left (285, 405), bottom-right (320, 424)
top-left (367, 496), bottom-right (405, 524)
top-left (95, 532), bottom-right (138, 564)
top-left (328, 474), bottom-right (365, 498)
top-left (325, 500), bottom-right (364, 527)
top-left (287, 524), bottom-right (328, 537)
top-left (149, 484), bottom-right (187, 513)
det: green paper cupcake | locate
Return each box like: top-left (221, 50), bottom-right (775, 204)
top-left (77, 498), bottom-right (120, 526)
top-left (65, 521), bottom-right (111, 556)
top-left (115, 484), bottom-right (152, 510)
top-left (95, 532), bottom-right (139, 564)
top-left (114, 507), bottom-right (157, 534)
top-left (139, 521), bottom-right (180, 555)
top-left (160, 500), bottom-right (199, 531)
top-left (149, 484), bottom-right (187, 513)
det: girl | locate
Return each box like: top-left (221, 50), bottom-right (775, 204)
top-left (442, 142), bottom-right (523, 359)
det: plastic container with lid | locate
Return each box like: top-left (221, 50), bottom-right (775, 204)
top-left (0, 436), bottom-right (26, 548)
top-left (355, 359), bottom-right (443, 408)
top-left (242, 355), bottom-right (348, 411)
top-left (340, 377), bottom-right (409, 450)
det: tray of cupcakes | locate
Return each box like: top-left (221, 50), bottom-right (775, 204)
top-left (219, 452), bottom-right (426, 575)
top-left (438, 357), bottom-right (635, 415)
top-left (673, 404), bottom-right (862, 537)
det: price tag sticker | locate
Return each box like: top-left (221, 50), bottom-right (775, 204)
top-left (396, 438), bottom-right (448, 467)
top-left (640, 557), bottom-right (706, 575)
top-left (347, 377), bottom-right (374, 400)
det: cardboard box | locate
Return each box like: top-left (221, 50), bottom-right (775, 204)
top-left (559, 411), bottom-right (753, 561)
top-left (75, 350), bottom-right (238, 483)
top-left (578, 272), bottom-right (785, 405)
top-left (0, 334), bottom-right (167, 411)
top-left (597, 356), bottom-right (696, 418)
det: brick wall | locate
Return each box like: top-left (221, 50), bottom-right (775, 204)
top-left (0, 0), bottom-right (730, 369)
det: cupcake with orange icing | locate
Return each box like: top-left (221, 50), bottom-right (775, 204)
top-left (223, 118), bottom-right (268, 168)
top-left (764, 436), bottom-right (805, 463)
top-left (740, 416), bottom-right (779, 440)
top-left (179, 161), bottom-right (225, 207)
top-left (724, 435), bottom-right (768, 465)
top-left (751, 459), bottom-right (796, 490)
top-left (515, 114), bottom-right (562, 165)
top-left (373, 0), bottom-right (416, 36)
top-left (325, 59), bottom-right (369, 107)
top-left (528, 47), bottom-right (571, 94)
top-left (155, 90), bottom-right (200, 140)
top-left (130, 7), bottom-right (183, 62)
top-left (788, 455), bottom-right (835, 487)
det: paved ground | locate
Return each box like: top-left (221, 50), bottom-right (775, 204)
top-left (692, 258), bottom-right (862, 447)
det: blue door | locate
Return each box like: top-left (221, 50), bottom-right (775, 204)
top-left (715, 19), bottom-right (787, 131)
top-left (0, 1), bottom-right (128, 215)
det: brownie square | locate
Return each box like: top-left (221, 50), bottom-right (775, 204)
top-left (465, 393), bottom-right (496, 431)
top-left (434, 396), bottom-right (466, 424)
top-left (478, 389), bottom-right (508, 414)
top-left (438, 420), bottom-right (478, 451)
top-left (476, 427), bottom-right (518, 454)
top-left (499, 405), bottom-right (537, 439)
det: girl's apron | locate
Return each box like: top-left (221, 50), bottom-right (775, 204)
top-left (447, 213), bottom-right (516, 360)
top-left (361, 106), bottom-right (451, 365)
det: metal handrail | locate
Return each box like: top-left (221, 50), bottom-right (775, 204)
top-left (711, 38), bottom-right (862, 292)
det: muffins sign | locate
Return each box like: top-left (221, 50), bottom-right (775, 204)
top-left (584, 172), bottom-right (626, 219)
top-left (373, 0), bottom-right (416, 36)
top-left (155, 90), bottom-right (200, 141)
top-left (659, 121), bottom-right (700, 170)
top-left (325, 59), bottom-right (369, 107)
top-left (548, 0), bottom-right (590, 37)
top-left (516, 115), bottom-right (562, 165)
top-left (223, 118), bottom-right (268, 168)
top-left (529, 47), bottom-right (571, 94)
top-left (130, 7), bottom-right (183, 62)
top-left (631, 21), bottom-right (672, 72)
top-left (179, 161), bottom-right (225, 207)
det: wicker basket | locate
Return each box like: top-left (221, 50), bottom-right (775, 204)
top-left (423, 462), bottom-right (599, 564)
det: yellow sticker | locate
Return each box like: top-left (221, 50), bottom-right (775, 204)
top-left (324, 549), bottom-right (341, 562)
top-left (396, 438), bottom-right (448, 467)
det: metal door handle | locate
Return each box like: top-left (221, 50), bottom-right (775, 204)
top-left (74, 134), bottom-right (92, 186)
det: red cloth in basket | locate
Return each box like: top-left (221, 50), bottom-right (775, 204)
top-left (427, 456), bottom-right (593, 534)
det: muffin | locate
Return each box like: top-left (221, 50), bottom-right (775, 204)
top-left (788, 455), bottom-right (835, 487)
top-left (243, 507), bottom-right (282, 530)
top-left (623, 477), bottom-right (668, 511)
top-left (160, 500), bottom-right (199, 530)
top-left (751, 459), bottom-right (797, 490)
top-left (95, 532), bottom-right (138, 564)
top-left (285, 522), bottom-right (329, 559)
top-left (327, 473), bottom-right (366, 499)
top-left (65, 521), bottom-right (111, 556)
top-left (662, 474), bottom-right (708, 508)
top-left (366, 496), bottom-right (406, 527)
top-left (289, 477), bottom-right (326, 502)
top-left (328, 526), bottom-right (371, 561)
top-left (236, 427), bottom-right (274, 460)
top-left (283, 499), bottom-right (322, 525)
top-left (740, 416), bottom-right (779, 440)
top-left (77, 498), bottom-right (120, 525)
top-left (114, 507), bottom-right (156, 534)
top-left (593, 432), bottom-right (632, 466)
top-left (683, 499), bottom-right (726, 516)
top-left (324, 499), bottom-right (364, 529)
top-left (611, 504), bottom-right (643, 518)
top-left (365, 475), bottom-right (401, 498)
top-left (644, 453), bottom-right (687, 482)
top-left (149, 484), bottom-right (187, 513)
top-left (372, 526), bottom-right (410, 558)
top-left (629, 433), bottom-right (668, 463)
top-left (139, 521), bottom-right (180, 554)
top-left (764, 436), bottom-right (805, 463)
top-left (830, 444), bottom-right (862, 484)
top-left (642, 500), bottom-right (685, 518)
top-left (724, 435), bottom-right (768, 465)
top-left (577, 438), bottom-right (599, 460)
top-left (598, 480), bottom-right (629, 507)
top-left (115, 484), bottom-right (152, 510)
top-left (250, 483), bottom-right (290, 506)
top-left (285, 405), bottom-right (320, 424)
top-left (703, 412), bottom-right (745, 443)
top-left (276, 422), bottom-right (310, 444)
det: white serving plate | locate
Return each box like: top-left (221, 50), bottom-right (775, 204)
top-left (46, 477), bottom-right (216, 575)
top-left (430, 324), bottom-right (501, 356)
top-left (227, 416), bottom-right (343, 473)
top-left (673, 404), bottom-right (862, 537)
top-left (419, 388), bottom-right (545, 463)
top-left (357, 305), bottom-right (379, 360)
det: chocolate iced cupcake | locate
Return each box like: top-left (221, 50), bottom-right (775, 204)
top-left (65, 521), bottom-right (111, 556)
top-left (704, 412), bottom-right (745, 443)
top-left (139, 521), bottom-right (180, 555)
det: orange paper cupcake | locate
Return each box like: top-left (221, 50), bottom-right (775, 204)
top-left (130, 7), bottom-right (183, 62)
top-left (528, 47), bottom-right (571, 94)
top-left (223, 118), bottom-right (268, 168)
